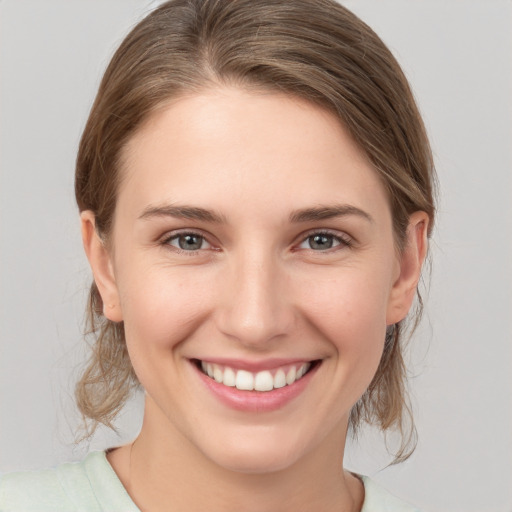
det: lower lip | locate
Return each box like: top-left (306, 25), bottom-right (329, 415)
top-left (193, 361), bottom-right (320, 412)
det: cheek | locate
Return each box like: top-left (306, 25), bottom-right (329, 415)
top-left (115, 264), bottom-right (220, 403)
top-left (293, 266), bottom-right (391, 382)
top-left (298, 268), bottom-right (391, 336)
top-left (116, 260), bottom-right (216, 353)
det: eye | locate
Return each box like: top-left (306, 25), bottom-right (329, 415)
top-left (165, 232), bottom-right (212, 251)
top-left (298, 231), bottom-right (351, 251)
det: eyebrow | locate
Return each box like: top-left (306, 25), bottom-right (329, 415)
top-left (289, 204), bottom-right (373, 224)
top-left (138, 203), bottom-right (373, 224)
top-left (139, 204), bottom-right (227, 223)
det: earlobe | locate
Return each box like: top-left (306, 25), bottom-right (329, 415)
top-left (80, 211), bottom-right (123, 322)
top-left (386, 211), bottom-right (429, 325)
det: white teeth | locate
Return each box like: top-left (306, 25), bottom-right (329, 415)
top-left (297, 363), bottom-right (310, 379)
top-left (200, 361), bottom-right (313, 392)
top-left (213, 365), bottom-right (223, 383)
top-left (254, 371), bottom-right (273, 392)
top-left (286, 366), bottom-right (296, 385)
top-left (223, 367), bottom-right (236, 387)
top-left (274, 369), bottom-right (286, 388)
top-left (236, 370), bottom-right (254, 390)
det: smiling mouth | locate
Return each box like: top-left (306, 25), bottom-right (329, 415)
top-left (194, 360), bottom-right (320, 392)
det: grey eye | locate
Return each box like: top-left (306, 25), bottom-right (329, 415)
top-left (168, 233), bottom-right (210, 251)
top-left (298, 233), bottom-right (345, 251)
top-left (307, 234), bottom-right (336, 250)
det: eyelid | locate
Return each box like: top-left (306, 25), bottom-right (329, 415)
top-left (159, 228), bottom-right (218, 252)
top-left (295, 228), bottom-right (353, 251)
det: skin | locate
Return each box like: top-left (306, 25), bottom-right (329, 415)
top-left (82, 87), bottom-right (428, 512)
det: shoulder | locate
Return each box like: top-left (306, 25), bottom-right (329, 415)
top-left (360, 475), bottom-right (421, 512)
top-left (0, 459), bottom-right (92, 512)
top-left (0, 451), bottom-right (135, 512)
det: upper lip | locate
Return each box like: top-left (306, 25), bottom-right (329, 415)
top-left (191, 357), bottom-right (319, 372)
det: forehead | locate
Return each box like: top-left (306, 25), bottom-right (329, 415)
top-left (116, 87), bottom-right (390, 224)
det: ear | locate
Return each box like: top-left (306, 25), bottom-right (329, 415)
top-left (386, 211), bottom-right (429, 325)
top-left (80, 211), bottom-right (123, 322)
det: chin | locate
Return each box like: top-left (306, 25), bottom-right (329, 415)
top-left (213, 450), bottom-right (301, 475)
top-left (201, 431), bottom-right (306, 475)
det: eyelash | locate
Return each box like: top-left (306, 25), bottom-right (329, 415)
top-left (160, 229), bottom-right (353, 254)
top-left (297, 230), bottom-right (353, 252)
top-left (161, 230), bottom-right (214, 255)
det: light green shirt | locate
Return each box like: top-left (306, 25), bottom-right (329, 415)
top-left (0, 451), bottom-right (419, 511)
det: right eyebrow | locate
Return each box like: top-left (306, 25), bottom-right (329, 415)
top-left (138, 204), bottom-right (227, 224)
top-left (289, 204), bottom-right (373, 224)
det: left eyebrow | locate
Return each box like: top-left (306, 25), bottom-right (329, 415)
top-left (138, 204), bottom-right (227, 223)
top-left (289, 204), bottom-right (373, 224)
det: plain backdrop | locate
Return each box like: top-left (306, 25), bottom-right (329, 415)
top-left (1, 1), bottom-right (511, 511)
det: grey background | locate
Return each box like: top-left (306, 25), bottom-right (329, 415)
top-left (1, 1), bottom-right (511, 511)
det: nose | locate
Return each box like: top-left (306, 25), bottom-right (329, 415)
top-left (215, 247), bottom-right (295, 349)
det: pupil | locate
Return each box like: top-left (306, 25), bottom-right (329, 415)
top-left (310, 234), bottom-right (332, 250)
top-left (179, 234), bottom-right (202, 250)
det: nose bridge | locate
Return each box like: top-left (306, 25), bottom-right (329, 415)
top-left (216, 244), bottom-right (293, 347)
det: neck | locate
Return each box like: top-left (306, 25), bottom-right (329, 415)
top-left (109, 397), bottom-right (364, 512)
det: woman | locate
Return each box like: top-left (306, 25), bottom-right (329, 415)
top-left (0, 0), bottom-right (435, 510)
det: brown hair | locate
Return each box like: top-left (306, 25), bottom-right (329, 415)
top-left (75, 0), bottom-right (436, 461)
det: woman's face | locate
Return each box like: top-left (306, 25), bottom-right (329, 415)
top-left (85, 87), bottom-right (425, 473)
